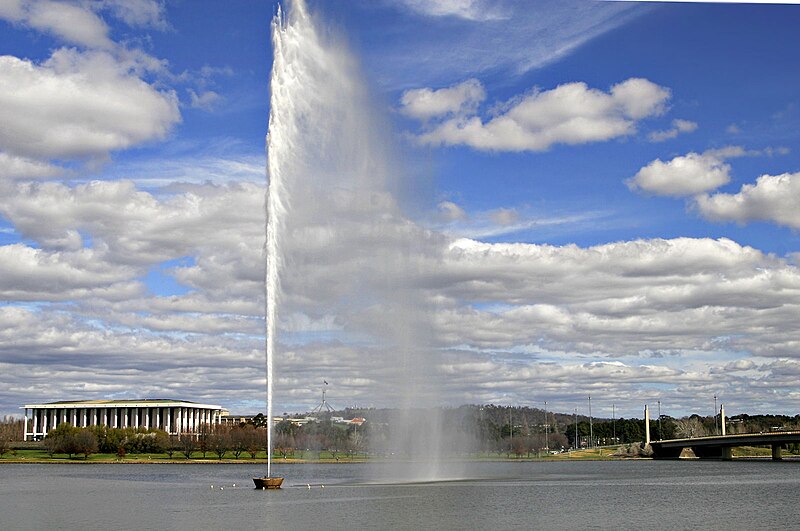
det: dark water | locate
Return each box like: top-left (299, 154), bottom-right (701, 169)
top-left (1, 460), bottom-right (798, 530)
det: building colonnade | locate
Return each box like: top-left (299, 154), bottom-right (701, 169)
top-left (21, 400), bottom-right (228, 441)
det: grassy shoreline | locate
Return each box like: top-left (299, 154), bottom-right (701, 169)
top-left (1, 445), bottom-right (786, 464)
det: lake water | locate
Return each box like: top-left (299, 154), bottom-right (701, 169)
top-left (1, 460), bottom-right (798, 530)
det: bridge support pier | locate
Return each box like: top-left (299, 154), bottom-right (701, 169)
top-left (721, 447), bottom-right (732, 461)
top-left (772, 444), bottom-right (782, 461)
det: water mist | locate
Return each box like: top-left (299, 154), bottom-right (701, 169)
top-left (267, 0), bottom-right (465, 483)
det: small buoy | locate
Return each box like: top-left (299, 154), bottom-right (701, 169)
top-left (232, 484), bottom-right (236, 488)
top-left (307, 484), bottom-right (311, 489)
top-left (220, 487), bottom-right (224, 491)
top-left (321, 485), bottom-right (325, 489)
top-left (210, 485), bottom-right (214, 489)
top-left (262, 487), bottom-right (266, 490)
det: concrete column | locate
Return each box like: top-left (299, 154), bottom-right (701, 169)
top-left (772, 444), bottom-right (782, 461)
top-left (155, 408), bottom-right (161, 430)
top-left (144, 408), bottom-right (150, 430)
top-left (81, 408), bottom-right (87, 427)
top-left (112, 408), bottom-right (118, 429)
top-left (644, 405), bottom-right (651, 445)
top-left (721, 447), bottom-right (732, 461)
top-left (720, 404), bottom-right (726, 436)
top-left (23, 410), bottom-right (29, 441)
top-left (70, 409), bottom-right (76, 426)
top-left (177, 408), bottom-right (183, 436)
top-left (166, 408), bottom-right (172, 435)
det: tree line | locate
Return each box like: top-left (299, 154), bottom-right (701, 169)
top-left (3, 408), bottom-right (800, 459)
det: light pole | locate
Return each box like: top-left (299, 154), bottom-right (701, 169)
top-left (657, 400), bottom-right (662, 440)
top-left (588, 396), bottom-right (593, 449)
top-left (574, 408), bottom-right (578, 450)
top-left (544, 401), bottom-right (548, 451)
top-left (714, 394), bottom-right (718, 435)
top-left (612, 404), bottom-right (616, 445)
top-left (509, 410), bottom-right (513, 455)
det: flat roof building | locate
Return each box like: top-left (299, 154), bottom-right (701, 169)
top-left (21, 399), bottom-right (228, 441)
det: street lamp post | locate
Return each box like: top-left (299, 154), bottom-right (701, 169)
top-left (612, 404), bottom-right (616, 445)
top-left (657, 400), bottom-right (662, 440)
top-left (588, 396), bottom-right (593, 449)
top-left (714, 395), bottom-right (718, 435)
top-left (544, 400), bottom-right (548, 451)
top-left (574, 408), bottom-right (578, 450)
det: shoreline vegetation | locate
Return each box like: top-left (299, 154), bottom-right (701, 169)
top-left (0, 445), bottom-right (782, 464)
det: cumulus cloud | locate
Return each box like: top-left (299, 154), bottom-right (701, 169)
top-left (0, 152), bottom-right (63, 180)
top-left (437, 201), bottom-right (468, 222)
top-left (0, 243), bottom-right (141, 301)
top-left (188, 89), bottom-right (222, 111)
top-left (0, 180), bottom-right (264, 263)
top-left (0, 50), bottom-right (180, 163)
top-left (696, 172), bottom-right (800, 229)
top-left (489, 207), bottom-right (518, 226)
top-left (648, 118), bottom-right (698, 142)
top-left (0, 0), bottom-right (114, 49)
top-left (627, 151), bottom-right (732, 197)
top-left (397, 0), bottom-right (509, 21)
top-left (400, 79), bottom-right (485, 120)
top-left (404, 78), bottom-right (670, 151)
top-left (439, 237), bottom-right (800, 359)
top-left (101, 0), bottom-right (168, 30)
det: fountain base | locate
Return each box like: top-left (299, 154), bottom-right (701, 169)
top-left (253, 476), bottom-right (284, 489)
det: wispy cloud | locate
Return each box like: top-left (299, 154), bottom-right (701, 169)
top-left (366, 0), bottom-right (645, 87)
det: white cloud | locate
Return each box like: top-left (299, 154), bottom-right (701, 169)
top-left (440, 237), bottom-right (800, 358)
top-left (397, 0), bottom-right (508, 21)
top-left (648, 118), bottom-right (698, 142)
top-left (0, 180), bottom-right (265, 264)
top-left (1, 0), bottom-right (114, 49)
top-left (409, 78), bottom-right (670, 152)
top-left (0, 50), bottom-right (180, 162)
top-left (370, 0), bottom-right (641, 89)
top-left (437, 201), bottom-right (468, 222)
top-left (489, 207), bottom-right (518, 226)
top-left (400, 79), bottom-right (484, 120)
top-left (101, 0), bottom-right (168, 30)
top-left (696, 172), bottom-right (800, 229)
top-left (627, 151), bottom-right (732, 197)
top-left (0, 243), bottom-right (140, 301)
top-left (188, 89), bottom-right (222, 111)
top-left (0, 152), bottom-right (63, 180)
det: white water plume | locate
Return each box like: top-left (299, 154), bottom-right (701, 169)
top-left (267, 0), bottom-right (468, 481)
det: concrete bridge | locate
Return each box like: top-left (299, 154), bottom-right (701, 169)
top-left (649, 431), bottom-right (800, 460)
top-left (643, 404), bottom-right (800, 460)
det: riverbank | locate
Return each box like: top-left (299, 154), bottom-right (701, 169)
top-left (1, 448), bottom-right (607, 464)
top-left (1, 445), bottom-right (785, 464)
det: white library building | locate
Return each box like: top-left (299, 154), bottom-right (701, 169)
top-left (21, 399), bottom-right (229, 441)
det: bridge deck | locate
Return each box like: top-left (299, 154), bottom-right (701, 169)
top-left (649, 431), bottom-right (800, 460)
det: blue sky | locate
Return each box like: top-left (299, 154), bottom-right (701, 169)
top-left (1, 0), bottom-right (800, 419)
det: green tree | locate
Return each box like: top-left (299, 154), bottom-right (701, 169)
top-left (209, 427), bottom-right (230, 460)
top-left (180, 435), bottom-right (196, 459)
top-left (46, 423), bottom-right (80, 458)
top-left (74, 429), bottom-right (98, 459)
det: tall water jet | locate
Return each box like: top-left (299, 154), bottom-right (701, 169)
top-left (263, 0), bottom-right (465, 483)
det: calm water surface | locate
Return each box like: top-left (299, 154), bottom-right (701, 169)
top-left (1, 460), bottom-right (798, 530)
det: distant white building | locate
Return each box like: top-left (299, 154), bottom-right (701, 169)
top-left (21, 399), bottom-right (228, 441)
